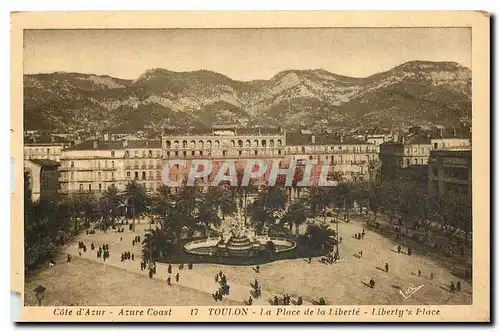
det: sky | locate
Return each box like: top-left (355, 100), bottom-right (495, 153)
top-left (23, 28), bottom-right (471, 81)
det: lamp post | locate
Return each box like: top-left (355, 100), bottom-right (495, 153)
top-left (34, 285), bottom-right (46, 306)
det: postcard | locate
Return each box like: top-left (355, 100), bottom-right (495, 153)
top-left (11, 11), bottom-right (490, 322)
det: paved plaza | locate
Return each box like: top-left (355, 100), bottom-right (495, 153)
top-left (25, 217), bottom-right (472, 306)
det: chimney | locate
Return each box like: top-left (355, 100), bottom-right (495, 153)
top-left (311, 134), bottom-right (316, 144)
top-left (123, 139), bottom-right (128, 148)
top-left (93, 140), bottom-right (98, 149)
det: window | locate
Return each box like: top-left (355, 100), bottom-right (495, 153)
top-left (223, 150), bottom-right (227, 156)
top-left (142, 150), bottom-right (146, 158)
top-left (99, 184), bottom-right (102, 192)
top-left (183, 151), bottom-right (187, 157)
top-left (111, 151), bottom-right (115, 157)
top-left (262, 140), bottom-right (267, 147)
top-left (111, 172), bottom-right (114, 180)
top-left (278, 150), bottom-right (282, 155)
top-left (406, 159), bottom-right (410, 167)
top-left (135, 172), bottom-right (139, 179)
top-left (309, 156), bottom-right (313, 160)
top-left (191, 151), bottom-right (195, 156)
top-left (254, 150), bottom-right (258, 155)
top-left (88, 184), bottom-right (92, 192)
top-left (156, 171), bottom-right (161, 179)
top-left (125, 150), bottom-right (129, 157)
top-left (182, 141), bottom-right (188, 148)
top-left (70, 161), bottom-right (74, 168)
top-left (111, 161), bottom-right (114, 168)
top-left (47, 148), bottom-right (50, 154)
top-left (70, 172), bottom-right (74, 180)
top-left (166, 141), bottom-right (171, 148)
top-left (175, 151), bottom-right (179, 157)
top-left (433, 143), bottom-right (438, 149)
top-left (149, 150), bottom-right (152, 157)
top-left (200, 151), bottom-right (203, 156)
top-left (98, 172), bottom-right (101, 179)
top-left (142, 171), bottom-right (146, 179)
top-left (239, 150), bottom-right (242, 156)
top-left (414, 158), bottom-right (418, 164)
top-left (127, 171), bottom-right (131, 177)
top-left (301, 147), bottom-right (306, 154)
top-left (149, 171), bottom-right (153, 179)
top-left (167, 151), bottom-right (171, 157)
top-left (79, 184), bottom-right (83, 191)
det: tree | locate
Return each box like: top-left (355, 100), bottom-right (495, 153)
top-left (142, 226), bottom-right (176, 261)
top-left (308, 187), bottom-right (336, 223)
top-left (283, 196), bottom-right (310, 235)
top-left (305, 222), bottom-right (336, 252)
top-left (99, 186), bottom-right (122, 232)
top-left (197, 192), bottom-right (222, 237)
top-left (124, 180), bottom-right (150, 230)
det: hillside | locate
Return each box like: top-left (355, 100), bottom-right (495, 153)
top-left (23, 61), bottom-right (471, 132)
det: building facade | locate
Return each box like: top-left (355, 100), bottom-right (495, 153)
top-left (24, 159), bottom-right (60, 201)
top-left (428, 147), bottom-right (472, 199)
top-left (379, 133), bottom-right (471, 182)
top-left (59, 140), bottom-right (162, 195)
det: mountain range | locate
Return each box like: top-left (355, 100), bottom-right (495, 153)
top-left (23, 60), bottom-right (472, 133)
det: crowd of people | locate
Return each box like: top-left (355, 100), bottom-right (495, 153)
top-left (213, 270), bottom-right (231, 301)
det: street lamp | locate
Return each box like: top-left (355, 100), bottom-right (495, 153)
top-left (34, 285), bottom-right (46, 306)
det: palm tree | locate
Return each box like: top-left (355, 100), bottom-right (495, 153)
top-left (142, 226), bottom-right (176, 261)
top-left (197, 194), bottom-right (222, 237)
top-left (99, 185), bottom-right (122, 232)
top-left (283, 197), bottom-right (310, 235)
top-left (308, 187), bottom-right (336, 223)
top-left (305, 222), bottom-right (336, 253)
top-left (124, 180), bottom-right (150, 231)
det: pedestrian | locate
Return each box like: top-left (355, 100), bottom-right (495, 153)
top-left (362, 229), bottom-right (365, 238)
top-left (397, 245), bottom-right (401, 254)
top-left (132, 240), bottom-right (135, 246)
top-left (120, 237), bottom-right (123, 242)
top-left (67, 254), bottom-right (71, 262)
top-left (430, 272), bottom-right (434, 280)
top-left (385, 262), bottom-right (389, 273)
top-left (369, 278), bottom-right (375, 288)
top-left (168, 264), bottom-right (172, 274)
top-left (273, 296), bottom-right (279, 305)
top-left (79, 251), bottom-right (81, 257)
top-left (188, 262), bottom-right (193, 270)
top-left (175, 273), bottom-right (180, 282)
top-left (131, 254), bottom-right (134, 261)
top-left (254, 279), bottom-right (259, 289)
top-left (457, 281), bottom-right (461, 292)
top-left (359, 250), bottom-right (363, 258)
top-left (450, 281), bottom-right (456, 293)
top-left (91, 243), bottom-right (95, 251)
top-left (297, 296), bottom-right (303, 305)
top-left (408, 247), bottom-right (412, 256)
top-left (255, 265), bottom-right (260, 273)
top-left (149, 268), bottom-right (153, 279)
top-left (418, 270), bottom-right (421, 277)
top-left (215, 274), bottom-right (219, 283)
top-left (248, 296), bottom-right (253, 305)
top-left (167, 276), bottom-right (172, 286)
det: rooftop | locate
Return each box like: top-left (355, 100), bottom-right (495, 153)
top-left (64, 140), bottom-right (161, 151)
top-left (286, 132), bottom-right (371, 146)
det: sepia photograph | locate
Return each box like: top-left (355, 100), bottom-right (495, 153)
top-left (11, 11), bottom-right (490, 322)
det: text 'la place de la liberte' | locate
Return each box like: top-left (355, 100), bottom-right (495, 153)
top-left (162, 158), bottom-right (340, 187)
